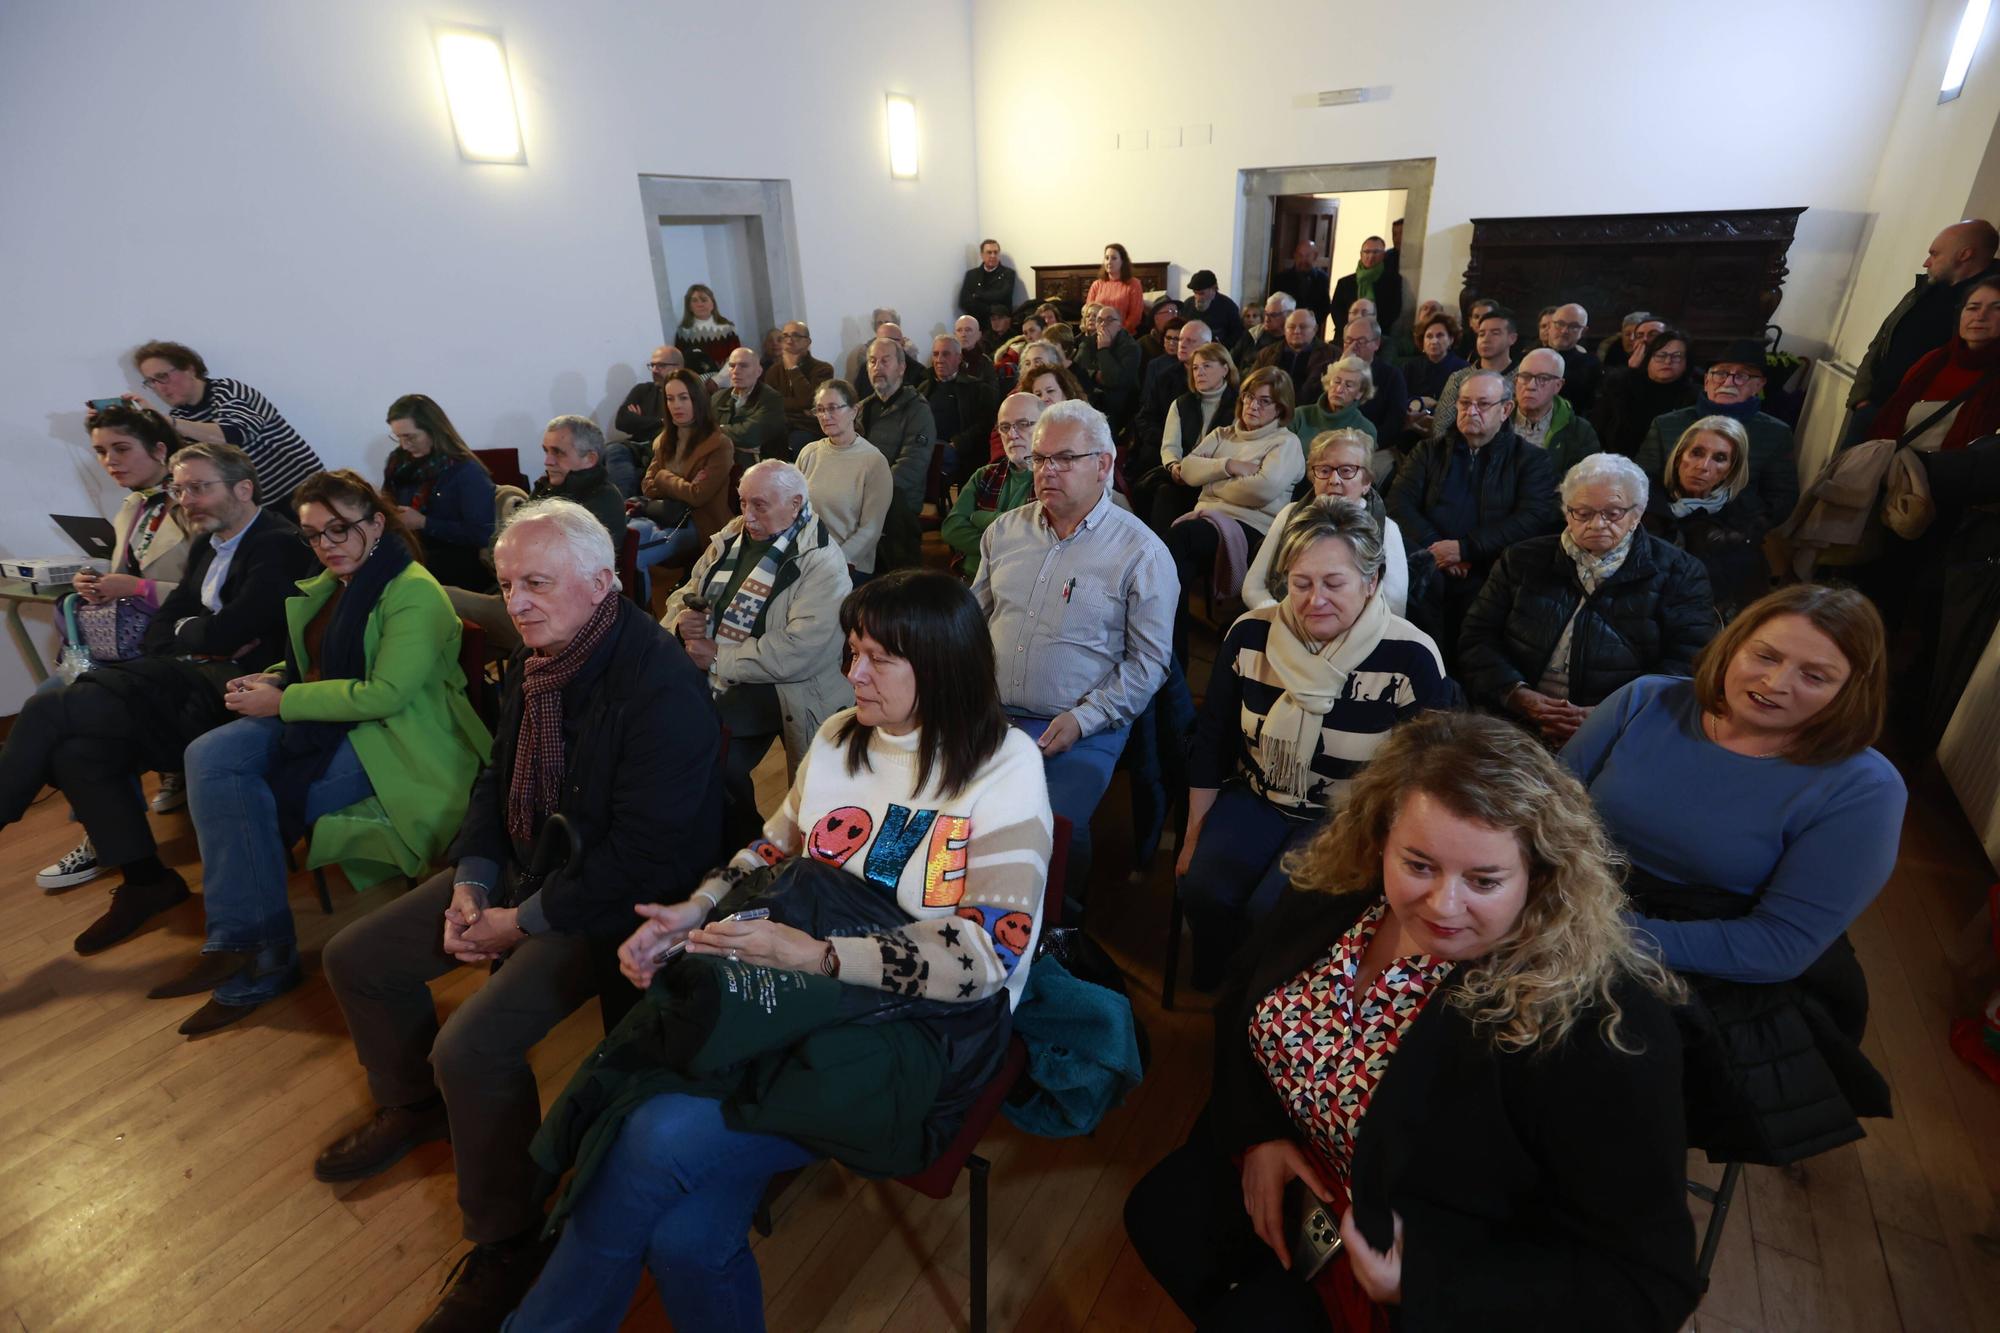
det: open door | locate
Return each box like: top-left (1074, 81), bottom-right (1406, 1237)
top-left (1271, 195), bottom-right (1336, 300)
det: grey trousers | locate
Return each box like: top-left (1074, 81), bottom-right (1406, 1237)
top-left (321, 869), bottom-right (594, 1243)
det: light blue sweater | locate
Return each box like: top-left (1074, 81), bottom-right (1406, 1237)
top-left (1561, 676), bottom-right (1906, 984)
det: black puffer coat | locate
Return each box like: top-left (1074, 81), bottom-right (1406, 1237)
top-left (1457, 530), bottom-right (1718, 708)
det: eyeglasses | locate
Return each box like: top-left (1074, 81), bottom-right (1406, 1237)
top-left (1028, 449), bottom-right (1104, 472)
top-left (1652, 351), bottom-right (1688, 365)
top-left (1565, 504), bottom-right (1634, 526)
top-left (1549, 320), bottom-right (1585, 332)
top-left (647, 361), bottom-right (676, 371)
top-left (779, 331), bottom-right (808, 341)
top-left (1309, 463), bottom-right (1366, 482)
top-left (1705, 368), bottom-right (1761, 384)
top-left (299, 517), bottom-right (366, 548)
top-left (996, 419), bottom-right (1037, 437)
top-left (165, 478), bottom-right (225, 502)
top-left (1461, 398), bottom-right (1509, 413)
top-left (1516, 373), bottom-right (1562, 388)
top-left (141, 370), bottom-right (177, 389)
top-left (811, 402), bottom-right (854, 416)
top-left (1243, 393), bottom-right (1277, 409)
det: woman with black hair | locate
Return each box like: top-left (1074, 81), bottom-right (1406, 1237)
top-left (1590, 327), bottom-right (1698, 459)
top-left (508, 569), bottom-right (1054, 1333)
top-left (381, 393), bottom-right (496, 591)
top-left (674, 283), bottom-right (742, 375)
top-left (158, 469), bottom-right (490, 1035)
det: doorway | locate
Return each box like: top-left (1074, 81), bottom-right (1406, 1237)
top-left (1237, 159), bottom-right (1436, 339)
top-left (637, 175), bottom-right (806, 345)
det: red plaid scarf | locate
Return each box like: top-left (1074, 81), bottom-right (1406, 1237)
top-left (507, 592), bottom-right (619, 843)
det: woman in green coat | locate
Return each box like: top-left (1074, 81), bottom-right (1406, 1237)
top-left (156, 469), bottom-right (491, 1036)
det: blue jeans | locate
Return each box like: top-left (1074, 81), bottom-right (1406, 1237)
top-left (631, 517), bottom-right (705, 600)
top-left (184, 716), bottom-right (374, 1003)
top-left (1008, 714), bottom-right (1130, 911)
top-left (1179, 782), bottom-right (1320, 988)
top-left (505, 1093), bottom-right (818, 1332)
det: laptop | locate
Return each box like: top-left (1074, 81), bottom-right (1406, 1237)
top-left (51, 514), bottom-right (118, 561)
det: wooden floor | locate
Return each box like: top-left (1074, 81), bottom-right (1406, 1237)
top-left (3, 745), bottom-right (2000, 1331)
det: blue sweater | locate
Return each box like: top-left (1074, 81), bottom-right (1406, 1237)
top-left (386, 457), bottom-right (497, 551)
top-left (1560, 676), bottom-right (1906, 984)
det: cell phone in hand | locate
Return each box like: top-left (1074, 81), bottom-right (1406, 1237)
top-left (1283, 1181), bottom-right (1345, 1280)
top-left (88, 398), bottom-right (125, 412)
top-left (651, 907), bottom-right (769, 966)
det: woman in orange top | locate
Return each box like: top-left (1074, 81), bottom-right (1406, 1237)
top-left (635, 368), bottom-right (732, 595)
top-left (1087, 242), bottom-right (1146, 335)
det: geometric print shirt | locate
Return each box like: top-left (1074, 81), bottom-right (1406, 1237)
top-left (1248, 901), bottom-right (1454, 1189)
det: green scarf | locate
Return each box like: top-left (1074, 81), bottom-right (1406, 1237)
top-left (1354, 260), bottom-right (1382, 303)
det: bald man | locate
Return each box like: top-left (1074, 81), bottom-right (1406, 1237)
top-left (942, 391), bottom-right (1042, 577)
top-left (1132, 319), bottom-right (1213, 473)
top-left (1850, 218), bottom-right (2000, 430)
top-left (1543, 302), bottom-right (1602, 410)
top-left (767, 321), bottom-right (834, 455)
top-left (614, 345), bottom-right (684, 445)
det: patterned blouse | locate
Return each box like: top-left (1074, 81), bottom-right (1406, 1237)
top-left (1248, 901), bottom-right (1455, 1187)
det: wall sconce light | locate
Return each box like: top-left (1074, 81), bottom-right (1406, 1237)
top-left (435, 26), bottom-right (526, 163)
top-left (886, 93), bottom-right (919, 180)
top-left (1941, 0), bottom-right (1990, 103)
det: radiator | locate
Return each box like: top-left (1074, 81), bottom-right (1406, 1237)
top-left (1941, 621), bottom-right (2000, 876)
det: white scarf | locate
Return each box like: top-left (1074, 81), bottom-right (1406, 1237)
top-left (1256, 592), bottom-right (1392, 801)
top-left (1560, 528), bottom-right (1636, 594)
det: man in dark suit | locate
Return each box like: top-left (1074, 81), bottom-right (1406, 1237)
top-left (1331, 235), bottom-right (1403, 340)
top-left (958, 238), bottom-right (1019, 323)
top-left (0, 442), bottom-right (313, 954)
top-left (924, 332), bottom-right (998, 488)
top-left (1271, 239), bottom-right (1332, 327)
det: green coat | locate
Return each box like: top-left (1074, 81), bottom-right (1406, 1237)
top-left (940, 462), bottom-right (1034, 576)
top-left (276, 562), bottom-right (492, 889)
top-left (1533, 394), bottom-right (1604, 478)
top-left (1288, 400), bottom-right (1378, 452)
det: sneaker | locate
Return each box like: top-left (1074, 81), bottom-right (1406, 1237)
top-left (37, 839), bottom-right (100, 892)
top-left (148, 773), bottom-right (187, 814)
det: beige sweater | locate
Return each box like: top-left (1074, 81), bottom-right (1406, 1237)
top-left (797, 435), bottom-right (894, 573)
top-left (1174, 417), bottom-right (1306, 534)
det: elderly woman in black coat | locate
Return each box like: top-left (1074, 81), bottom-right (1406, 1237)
top-left (1458, 452), bottom-right (1718, 745)
top-left (1641, 414), bottom-right (1772, 621)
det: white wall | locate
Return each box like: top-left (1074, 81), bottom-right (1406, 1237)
top-left (1319, 190), bottom-right (1406, 285)
top-left (1830, 0), bottom-right (2000, 368)
top-left (971, 0), bottom-right (1918, 358)
top-left (658, 218), bottom-right (766, 342)
top-left (0, 0), bottom-right (978, 713)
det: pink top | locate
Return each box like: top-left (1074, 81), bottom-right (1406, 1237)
top-left (1086, 277), bottom-right (1145, 336)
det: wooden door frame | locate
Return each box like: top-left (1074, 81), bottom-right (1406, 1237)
top-left (1235, 159), bottom-right (1435, 314)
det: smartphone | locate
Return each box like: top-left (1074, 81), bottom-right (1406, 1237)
top-left (652, 907), bottom-right (770, 966)
top-left (87, 398), bottom-right (125, 412)
top-left (1283, 1182), bottom-right (1345, 1281)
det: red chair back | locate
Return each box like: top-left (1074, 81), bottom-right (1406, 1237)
top-left (457, 617), bottom-right (498, 728)
top-left (616, 527), bottom-right (642, 604)
top-left (473, 447), bottom-right (529, 491)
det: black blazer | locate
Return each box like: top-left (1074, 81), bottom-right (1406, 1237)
top-left (142, 509), bottom-right (315, 661)
top-left (1388, 425), bottom-right (1562, 568)
top-left (1210, 889), bottom-right (1698, 1333)
top-left (450, 598), bottom-right (724, 938)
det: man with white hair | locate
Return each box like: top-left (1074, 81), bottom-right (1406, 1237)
top-left (316, 497), bottom-right (724, 1329)
top-left (845, 308), bottom-right (905, 387)
top-left (663, 461), bottom-right (852, 832)
top-left (711, 346), bottom-right (787, 467)
top-left (1252, 307), bottom-right (1325, 399)
top-left (943, 390), bottom-right (1042, 577)
top-left (923, 331), bottom-right (998, 489)
top-left (1511, 347), bottom-right (1603, 474)
top-left (1232, 291), bottom-right (1294, 369)
top-left (974, 400), bottom-right (1174, 908)
top-left (1544, 302), bottom-right (1602, 410)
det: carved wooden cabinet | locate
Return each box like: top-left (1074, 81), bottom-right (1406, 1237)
top-left (1459, 208), bottom-right (1805, 360)
top-left (1031, 261), bottom-right (1171, 316)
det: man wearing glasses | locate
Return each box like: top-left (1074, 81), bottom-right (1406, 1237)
top-left (764, 323), bottom-right (833, 457)
top-left (1390, 370), bottom-right (1561, 664)
top-left (1543, 303), bottom-right (1602, 410)
top-left (612, 345), bottom-right (683, 457)
top-left (1510, 348), bottom-right (1603, 475)
top-left (973, 400), bottom-right (1174, 912)
top-left (1634, 339), bottom-right (1798, 527)
top-left (0, 443), bottom-right (313, 954)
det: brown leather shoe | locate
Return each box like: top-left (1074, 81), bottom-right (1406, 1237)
top-left (416, 1233), bottom-right (552, 1333)
top-left (73, 871), bottom-right (191, 955)
top-left (313, 1100), bottom-right (450, 1183)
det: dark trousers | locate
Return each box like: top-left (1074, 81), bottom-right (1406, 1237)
top-left (0, 679), bottom-right (159, 866)
top-left (1125, 1114), bottom-right (1333, 1332)
top-left (1179, 784), bottom-right (1318, 990)
top-left (322, 869), bottom-right (595, 1243)
top-left (722, 730), bottom-right (778, 851)
top-left (1164, 514), bottom-right (1259, 666)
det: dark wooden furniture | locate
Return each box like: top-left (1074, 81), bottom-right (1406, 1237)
top-left (1459, 208), bottom-right (1806, 360)
top-left (1032, 261), bottom-right (1171, 319)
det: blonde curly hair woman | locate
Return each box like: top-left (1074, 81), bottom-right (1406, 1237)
top-left (1128, 711), bottom-right (1697, 1332)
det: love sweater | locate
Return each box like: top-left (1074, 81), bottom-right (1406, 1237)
top-left (714, 711), bottom-right (1053, 1008)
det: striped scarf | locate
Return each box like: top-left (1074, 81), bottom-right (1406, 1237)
top-left (704, 501), bottom-right (814, 647)
top-left (508, 591), bottom-right (619, 843)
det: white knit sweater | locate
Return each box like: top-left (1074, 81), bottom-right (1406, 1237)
top-left (1175, 417), bottom-right (1306, 534)
top-left (797, 435), bottom-right (895, 573)
top-left (718, 712), bottom-right (1053, 1009)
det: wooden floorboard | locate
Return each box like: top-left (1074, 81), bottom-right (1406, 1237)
top-left (0, 720), bottom-right (1994, 1330)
